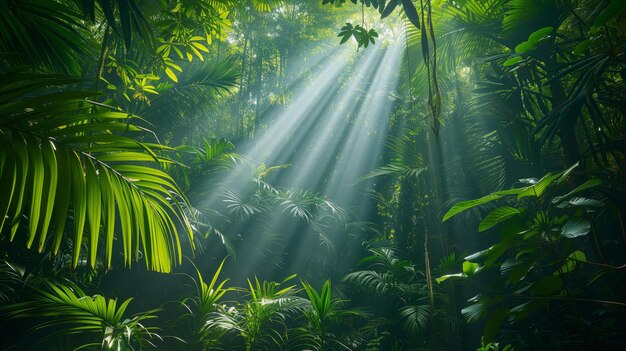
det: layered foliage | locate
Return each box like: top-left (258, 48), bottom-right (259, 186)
top-left (1, 0), bottom-right (625, 350)
top-left (0, 73), bottom-right (193, 272)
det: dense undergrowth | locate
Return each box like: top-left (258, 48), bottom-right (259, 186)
top-left (1, 0), bottom-right (625, 350)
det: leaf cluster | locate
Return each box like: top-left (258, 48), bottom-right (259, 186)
top-left (338, 22), bottom-right (379, 48)
top-left (438, 163), bottom-right (614, 343)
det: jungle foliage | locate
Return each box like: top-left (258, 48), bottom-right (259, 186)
top-left (1, 0), bottom-right (625, 350)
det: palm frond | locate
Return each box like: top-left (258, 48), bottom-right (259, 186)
top-left (344, 247), bottom-right (419, 297)
top-left (0, 0), bottom-right (95, 74)
top-left (221, 188), bottom-right (262, 219)
top-left (143, 58), bottom-right (239, 138)
top-left (398, 304), bottom-right (431, 336)
top-left (0, 260), bottom-right (25, 303)
top-left (361, 134), bottom-right (427, 182)
top-left (78, 0), bottom-right (156, 49)
top-left (0, 72), bottom-right (193, 272)
top-left (0, 281), bottom-right (160, 349)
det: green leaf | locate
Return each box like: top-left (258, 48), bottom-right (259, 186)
top-left (527, 26), bottom-right (553, 43)
top-left (482, 308), bottom-right (508, 343)
top-left (435, 273), bottom-right (467, 283)
top-left (556, 162), bottom-right (580, 183)
top-left (558, 250), bottom-right (586, 274)
top-left (483, 240), bottom-right (515, 266)
top-left (0, 145), bottom-right (17, 234)
top-left (443, 194), bottom-right (502, 221)
top-left (463, 261), bottom-right (479, 276)
top-left (165, 67), bottom-right (178, 82)
top-left (51, 151), bottom-right (71, 255)
top-left (71, 152), bottom-right (87, 268)
top-left (573, 39), bottom-right (593, 55)
top-left (503, 56), bottom-right (523, 67)
top-left (501, 259), bottom-right (534, 284)
top-left (517, 173), bottom-right (559, 199)
top-left (27, 139), bottom-right (45, 248)
top-left (552, 178), bottom-right (602, 203)
top-left (531, 275), bottom-right (562, 295)
top-left (462, 298), bottom-right (499, 322)
top-left (564, 197), bottom-right (604, 208)
top-left (402, 0), bottom-right (420, 28)
top-left (514, 41), bottom-right (534, 54)
top-left (9, 136), bottom-right (29, 239)
top-left (85, 159), bottom-right (101, 268)
top-left (561, 217), bottom-right (590, 238)
top-left (100, 168), bottom-right (116, 269)
top-left (479, 206), bottom-right (521, 232)
top-left (464, 248), bottom-right (490, 263)
top-left (339, 33), bottom-right (352, 44)
top-left (37, 140), bottom-right (58, 252)
top-left (381, 0), bottom-right (399, 19)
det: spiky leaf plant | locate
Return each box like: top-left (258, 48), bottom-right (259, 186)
top-left (0, 72), bottom-right (193, 272)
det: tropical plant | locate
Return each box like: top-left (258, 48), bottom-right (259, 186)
top-left (344, 245), bottom-right (433, 349)
top-left (439, 163), bottom-right (626, 347)
top-left (141, 58), bottom-right (239, 144)
top-left (208, 274), bottom-right (307, 350)
top-left (184, 158), bottom-right (353, 278)
top-left (0, 281), bottom-right (160, 350)
top-left (0, 72), bottom-right (193, 272)
top-left (0, 260), bottom-right (27, 303)
top-left (0, 0), bottom-right (95, 74)
top-left (162, 258), bottom-right (234, 350)
top-left (298, 279), bottom-right (366, 351)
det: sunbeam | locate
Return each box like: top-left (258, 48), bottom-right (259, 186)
top-left (197, 42), bottom-right (404, 281)
top-left (280, 47), bottom-right (382, 191)
top-left (195, 48), bottom-right (350, 210)
top-left (321, 41), bottom-right (402, 210)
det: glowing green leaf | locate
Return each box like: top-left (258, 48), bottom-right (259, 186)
top-left (503, 56), bottom-right (523, 67)
top-left (528, 27), bottom-right (553, 43)
top-left (463, 261), bottom-right (479, 276)
top-left (165, 67), bottom-right (178, 82)
top-left (514, 41), bottom-right (534, 54)
top-left (479, 207), bottom-right (521, 232)
top-left (443, 194), bottom-right (502, 222)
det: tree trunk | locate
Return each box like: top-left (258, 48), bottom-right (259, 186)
top-left (254, 47), bottom-right (263, 138)
top-left (237, 29), bottom-right (249, 138)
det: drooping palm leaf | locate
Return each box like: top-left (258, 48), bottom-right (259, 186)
top-left (0, 0), bottom-right (95, 74)
top-left (76, 0), bottom-right (157, 49)
top-left (0, 72), bottom-right (193, 272)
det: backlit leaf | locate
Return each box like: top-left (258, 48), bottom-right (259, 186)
top-left (561, 217), bottom-right (590, 238)
top-left (443, 194), bottom-right (502, 221)
top-left (479, 207), bottom-right (521, 232)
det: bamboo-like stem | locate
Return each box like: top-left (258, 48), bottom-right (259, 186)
top-left (93, 26), bottom-right (110, 92)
